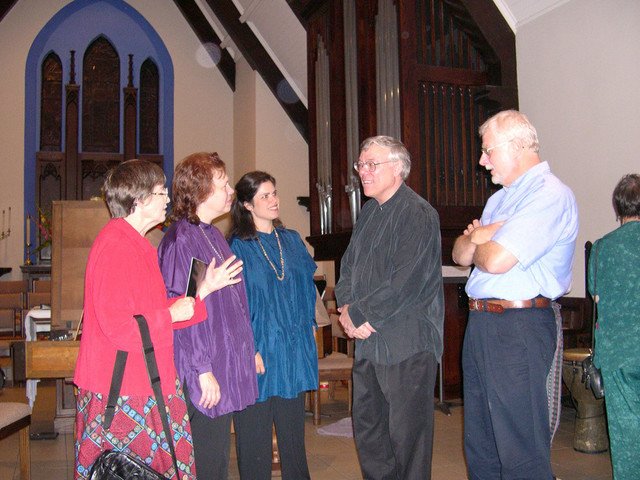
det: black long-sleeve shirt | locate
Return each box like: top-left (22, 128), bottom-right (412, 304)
top-left (335, 183), bottom-right (444, 365)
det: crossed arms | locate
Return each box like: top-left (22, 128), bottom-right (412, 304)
top-left (452, 219), bottom-right (518, 273)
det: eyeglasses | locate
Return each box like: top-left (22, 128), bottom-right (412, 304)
top-left (354, 160), bottom-right (397, 173)
top-left (480, 139), bottom-right (513, 157)
top-left (150, 188), bottom-right (169, 197)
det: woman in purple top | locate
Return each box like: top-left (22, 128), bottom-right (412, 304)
top-left (158, 152), bottom-right (258, 479)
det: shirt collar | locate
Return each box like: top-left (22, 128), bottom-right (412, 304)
top-left (377, 182), bottom-right (407, 210)
top-left (505, 161), bottom-right (549, 190)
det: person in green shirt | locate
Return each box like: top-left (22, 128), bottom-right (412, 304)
top-left (588, 173), bottom-right (640, 480)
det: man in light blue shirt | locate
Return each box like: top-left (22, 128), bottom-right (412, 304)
top-left (453, 110), bottom-right (578, 480)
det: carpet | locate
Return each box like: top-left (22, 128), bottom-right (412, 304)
top-left (317, 416), bottom-right (354, 437)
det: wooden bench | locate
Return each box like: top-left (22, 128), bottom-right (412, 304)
top-left (0, 402), bottom-right (31, 479)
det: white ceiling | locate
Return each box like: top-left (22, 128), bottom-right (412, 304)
top-left (493, 0), bottom-right (571, 31)
top-left (208, 0), bottom-right (571, 108)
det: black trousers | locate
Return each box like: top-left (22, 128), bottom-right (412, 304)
top-left (352, 350), bottom-right (437, 480)
top-left (233, 392), bottom-right (310, 480)
top-left (184, 383), bottom-right (232, 480)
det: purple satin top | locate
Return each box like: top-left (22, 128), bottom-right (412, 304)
top-left (158, 218), bottom-right (258, 417)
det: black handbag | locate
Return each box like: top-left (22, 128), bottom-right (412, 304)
top-left (88, 315), bottom-right (180, 479)
top-left (583, 243), bottom-right (605, 400)
top-left (583, 354), bottom-right (604, 399)
top-left (88, 450), bottom-right (167, 480)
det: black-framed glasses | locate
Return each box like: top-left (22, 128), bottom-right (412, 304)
top-left (354, 160), bottom-right (397, 173)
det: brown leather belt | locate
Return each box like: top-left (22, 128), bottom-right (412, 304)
top-left (468, 297), bottom-right (551, 314)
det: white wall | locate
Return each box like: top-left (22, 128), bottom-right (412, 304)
top-left (517, 0), bottom-right (640, 297)
top-left (0, 0), bottom-right (235, 279)
top-left (0, 0), bottom-right (62, 279)
top-left (255, 73), bottom-right (310, 242)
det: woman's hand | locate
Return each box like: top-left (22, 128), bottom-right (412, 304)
top-left (197, 255), bottom-right (244, 298)
top-left (169, 296), bottom-right (195, 323)
top-left (198, 371), bottom-right (221, 409)
top-left (255, 352), bottom-right (265, 375)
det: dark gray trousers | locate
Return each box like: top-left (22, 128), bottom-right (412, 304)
top-left (352, 350), bottom-right (437, 480)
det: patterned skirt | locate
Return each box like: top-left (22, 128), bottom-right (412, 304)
top-left (75, 377), bottom-right (196, 480)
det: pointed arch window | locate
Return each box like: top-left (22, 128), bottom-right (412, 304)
top-left (139, 58), bottom-right (159, 154)
top-left (82, 36), bottom-right (120, 153)
top-left (40, 52), bottom-right (63, 152)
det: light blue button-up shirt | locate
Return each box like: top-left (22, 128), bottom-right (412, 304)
top-left (466, 161), bottom-right (579, 301)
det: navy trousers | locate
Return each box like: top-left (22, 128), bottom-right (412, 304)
top-left (462, 307), bottom-right (556, 480)
top-left (352, 350), bottom-right (437, 480)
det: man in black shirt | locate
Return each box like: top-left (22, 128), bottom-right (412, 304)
top-left (335, 135), bottom-right (444, 479)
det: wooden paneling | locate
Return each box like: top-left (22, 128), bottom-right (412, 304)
top-left (51, 200), bottom-right (111, 330)
top-left (441, 279), bottom-right (469, 399)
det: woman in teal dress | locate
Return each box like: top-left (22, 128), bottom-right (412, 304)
top-left (587, 173), bottom-right (640, 480)
top-left (228, 171), bottom-right (318, 480)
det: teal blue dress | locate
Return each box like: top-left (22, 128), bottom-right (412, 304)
top-left (588, 220), bottom-right (640, 480)
top-left (230, 228), bottom-right (318, 401)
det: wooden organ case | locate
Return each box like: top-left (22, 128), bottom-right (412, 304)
top-left (291, 0), bottom-right (518, 399)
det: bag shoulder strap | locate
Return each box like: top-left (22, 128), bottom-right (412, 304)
top-left (103, 350), bottom-right (127, 428)
top-left (102, 314), bottom-right (180, 477)
top-left (133, 314), bottom-right (181, 476)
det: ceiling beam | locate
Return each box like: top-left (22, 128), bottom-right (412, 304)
top-left (0, 0), bottom-right (18, 23)
top-left (204, 0), bottom-right (308, 142)
top-left (286, 0), bottom-right (327, 29)
top-left (173, 0), bottom-right (236, 91)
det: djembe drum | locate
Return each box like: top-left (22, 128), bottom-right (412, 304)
top-left (562, 348), bottom-right (608, 453)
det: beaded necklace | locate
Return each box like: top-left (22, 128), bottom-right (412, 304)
top-left (257, 228), bottom-right (285, 281)
top-left (198, 223), bottom-right (225, 263)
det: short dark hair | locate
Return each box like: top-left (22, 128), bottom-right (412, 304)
top-left (613, 173), bottom-right (640, 220)
top-left (170, 152), bottom-right (226, 224)
top-left (103, 159), bottom-right (166, 218)
top-left (228, 171), bottom-right (283, 240)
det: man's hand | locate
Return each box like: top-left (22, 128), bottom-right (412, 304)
top-left (469, 220), bottom-right (504, 246)
top-left (198, 371), bottom-right (221, 408)
top-left (338, 305), bottom-right (377, 339)
top-left (463, 218), bottom-right (482, 236)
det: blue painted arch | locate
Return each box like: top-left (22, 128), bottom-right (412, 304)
top-left (24, 0), bottom-right (174, 255)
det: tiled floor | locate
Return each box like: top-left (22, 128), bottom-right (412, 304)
top-left (1, 381), bottom-right (613, 479)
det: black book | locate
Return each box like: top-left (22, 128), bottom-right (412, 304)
top-left (185, 257), bottom-right (208, 298)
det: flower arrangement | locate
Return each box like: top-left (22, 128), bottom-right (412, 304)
top-left (31, 206), bottom-right (52, 254)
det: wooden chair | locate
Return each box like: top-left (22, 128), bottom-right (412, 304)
top-left (32, 280), bottom-right (50, 294)
top-left (0, 402), bottom-right (31, 479)
top-left (25, 291), bottom-right (50, 310)
top-left (0, 280), bottom-right (28, 294)
top-left (0, 281), bottom-right (27, 337)
top-left (309, 287), bottom-right (354, 425)
top-left (0, 293), bottom-right (24, 336)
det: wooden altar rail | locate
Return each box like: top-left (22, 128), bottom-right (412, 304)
top-left (12, 341), bottom-right (79, 381)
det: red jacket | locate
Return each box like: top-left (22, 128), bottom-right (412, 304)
top-left (74, 218), bottom-right (205, 396)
